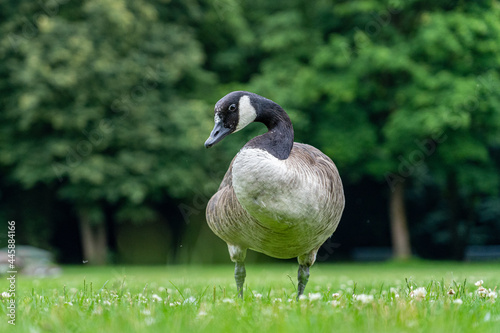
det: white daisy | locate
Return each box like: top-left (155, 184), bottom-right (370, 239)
top-left (410, 287), bottom-right (426, 300)
top-left (477, 287), bottom-right (488, 297)
top-left (331, 300), bottom-right (341, 307)
top-left (183, 296), bottom-right (196, 305)
top-left (308, 293), bottom-right (322, 301)
top-left (354, 294), bottom-right (374, 304)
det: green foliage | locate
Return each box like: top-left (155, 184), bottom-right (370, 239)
top-left (1, 0), bottom-right (500, 261)
top-left (247, 0), bottom-right (500, 188)
top-left (0, 1), bottom-right (220, 236)
top-left (242, 0), bottom-right (500, 257)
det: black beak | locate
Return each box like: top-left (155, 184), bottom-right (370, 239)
top-left (204, 121), bottom-right (232, 148)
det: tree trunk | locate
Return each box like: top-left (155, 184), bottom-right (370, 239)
top-left (389, 181), bottom-right (412, 259)
top-left (79, 209), bottom-right (108, 265)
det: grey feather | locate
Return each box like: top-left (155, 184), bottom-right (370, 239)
top-left (206, 143), bottom-right (345, 259)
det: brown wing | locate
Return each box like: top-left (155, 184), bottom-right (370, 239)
top-left (286, 143), bottom-right (345, 232)
top-left (206, 157), bottom-right (256, 248)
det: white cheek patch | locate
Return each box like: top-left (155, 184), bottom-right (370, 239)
top-left (235, 95), bottom-right (257, 132)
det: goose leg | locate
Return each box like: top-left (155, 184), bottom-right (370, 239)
top-left (228, 244), bottom-right (247, 298)
top-left (234, 262), bottom-right (246, 298)
top-left (297, 264), bottom-right (310, 298)
top-left (297, 249), bottom-right (318, 299)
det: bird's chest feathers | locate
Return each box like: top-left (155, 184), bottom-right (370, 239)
top-left (232, 148), bottom-right (317, 228)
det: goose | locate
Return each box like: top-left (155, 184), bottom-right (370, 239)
top-left (204, 91), bottom-right (345, 299)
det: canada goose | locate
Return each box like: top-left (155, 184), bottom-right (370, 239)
top-left (205, 91), bottom-right (345, 299)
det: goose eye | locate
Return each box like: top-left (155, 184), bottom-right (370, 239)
top-left (228, 104), bottom-right (237, 112)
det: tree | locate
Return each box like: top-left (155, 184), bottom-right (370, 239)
top-left (0, 0), bottom-right (218, 263)
top-left (245, 0), bottom-right (500, 259)
top-left (1, 0), bottom-right (500, 263)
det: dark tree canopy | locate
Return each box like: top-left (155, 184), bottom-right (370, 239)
top-left (1, 0), bottom-right (499, 263)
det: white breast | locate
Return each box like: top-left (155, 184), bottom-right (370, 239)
top-left (232, 148), bottom-right (323, 231)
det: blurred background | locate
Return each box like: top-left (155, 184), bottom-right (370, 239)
top-left (1, 0), bottom-right (500, 269)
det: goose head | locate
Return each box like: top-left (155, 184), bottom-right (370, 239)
top-left (204, 91), bottom-right (259, 148)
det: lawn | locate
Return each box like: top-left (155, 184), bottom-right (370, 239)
top-left (1, 261), bottom-right (499, 332)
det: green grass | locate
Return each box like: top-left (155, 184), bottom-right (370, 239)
top-left (1, 261), bottom-right (500, 332)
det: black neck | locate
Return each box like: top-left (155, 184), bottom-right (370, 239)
top-left (245, 102), bottom-right (294, 160)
